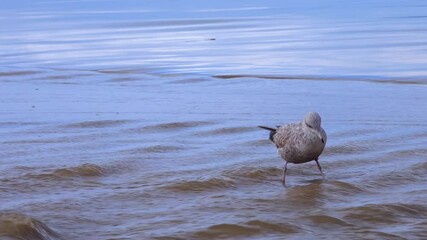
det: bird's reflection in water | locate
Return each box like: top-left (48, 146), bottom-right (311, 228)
top-left (282, 179), bottom-right (326, 209)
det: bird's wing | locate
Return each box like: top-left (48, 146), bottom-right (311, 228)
top-left (273, 123), bottom-right (300, 148)
top-left (320, 127), bottom-right (327, 144)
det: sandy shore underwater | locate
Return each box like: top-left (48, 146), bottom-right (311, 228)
top-left (1, 71), bottom-right (427, 239)
top-left (1, 0), bottom-right (427, 239)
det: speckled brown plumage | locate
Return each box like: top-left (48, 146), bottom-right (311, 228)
top-left (259, 112), bottom-right (327, 185)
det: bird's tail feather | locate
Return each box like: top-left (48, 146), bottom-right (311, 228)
top-left (258, 126), bottom-right (277, 142)
top-left (258, 126), bottom-right (276, 131)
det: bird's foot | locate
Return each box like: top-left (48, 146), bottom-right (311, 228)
top-left (281, 177), bottom-right (286, 187)
top-left (320, 172), bottom-right (326, 179)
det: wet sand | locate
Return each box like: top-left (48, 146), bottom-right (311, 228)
top-left (1, 0), bottom-right (427, 239)
top-left (1, 72), bottom-right (427, 239)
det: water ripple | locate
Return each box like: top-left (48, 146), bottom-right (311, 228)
top-left (0, 211), bottom-right (64, 240)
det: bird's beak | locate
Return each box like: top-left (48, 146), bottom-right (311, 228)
top-left (317, 132), bottom-right (324, 144)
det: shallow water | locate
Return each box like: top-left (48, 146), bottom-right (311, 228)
top-left (1, 0), bottom-right (427, 239)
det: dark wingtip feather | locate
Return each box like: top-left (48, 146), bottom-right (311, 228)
top-left (258, 126), bottom-right (277, 142)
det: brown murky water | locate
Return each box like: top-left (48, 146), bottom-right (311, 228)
top-left (1, 0), bottom-right (427, 239)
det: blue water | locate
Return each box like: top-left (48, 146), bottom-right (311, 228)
top-left (1, 1), bottom-right (427, 239)
top-left (1, 0), bottom-right (427, 79)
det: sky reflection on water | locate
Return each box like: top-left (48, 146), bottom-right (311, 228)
top-left (1, 0), bottom-right (427, 79)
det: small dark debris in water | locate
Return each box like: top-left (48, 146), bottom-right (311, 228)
top-left (32, 106), bottom-right (35, 108)
top-left (209, 38), bottom-right (216, 41)
top-left (35, 88), bottom-right (39, 90)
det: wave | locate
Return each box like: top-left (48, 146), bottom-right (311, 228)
top-left (223, 166), bottom-right (280, 182)
top-left (167, 78), bottom-right (209, 84)
top-left (0, 70), bottom-right (41, 77)
top-left (51, 164), bottom-right (104, 178)
top-left (323, 144), bottom-right (370, 156)
top-left (196, 126), bottom-right (256, 136)
top-left (301, 214), bottom-right (351, 227)
top-left (0, 122), bottom-right (43, 127)
top-left (192, 223), bottom-right (260, 238)
top-left (410, 161), bottom-right (427, 176)
top-left (140, 121), bottom-right (215, 132)
top-left (238, 139), bottom-right (271, 147)
top-left (245, 220), bottom-right (298, 234)
top-left (162, 177), bottom-right (236, 192)
top-left (27, 163), bottom-right (104, 180)
top-left (191, 220), bottom-right (298, 238)
top-left (324, 180), bottom-right (367, 195)
top-left (64, 120), bottom-right (130, 129)
top-left (342, 203), bottom-right (427, 224)
top-left (362, 164), bottom-right (426, 189)
top-left (109, 77), bottom-right (139, 82)
top-left (0, 211), bottom-right (64, 240)
top-left (213, 74), bottom-right (427, 85)
top-left (140, 145), bottom-right (185, 153)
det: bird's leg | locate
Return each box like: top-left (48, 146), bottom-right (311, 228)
top-left (315, 159), bottom-right (324, 177)
top-left (281, 162), bottom-right (288, 186)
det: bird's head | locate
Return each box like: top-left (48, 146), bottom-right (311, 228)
top-left (304, 112), bottom-right (321, 130)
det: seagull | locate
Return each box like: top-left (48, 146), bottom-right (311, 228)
top-left (259, 112), bottom-right (327, 185)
